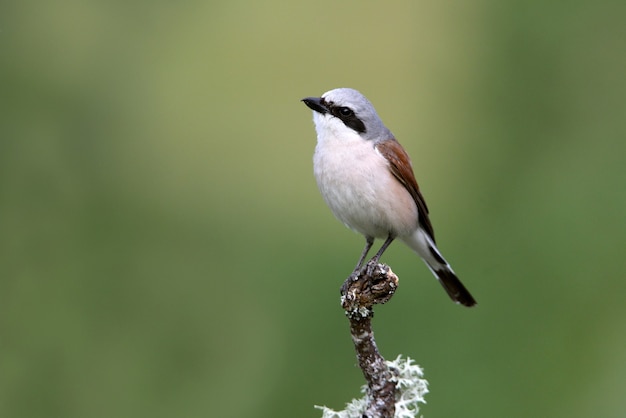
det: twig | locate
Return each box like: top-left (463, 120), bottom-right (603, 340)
top-left (340, 263), bottom-right (399, 418)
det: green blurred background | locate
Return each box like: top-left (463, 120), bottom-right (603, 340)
top-left (2, 1), bottom-right (625, 417)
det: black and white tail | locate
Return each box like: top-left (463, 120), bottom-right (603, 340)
top-left (402, 229), bottom-right (477, 307)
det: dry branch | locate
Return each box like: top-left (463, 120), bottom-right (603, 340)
top-left (340, 263), bottom-right (399, 418)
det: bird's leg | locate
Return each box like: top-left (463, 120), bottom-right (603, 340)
top-left (341, 237), bottom-right (374, 295)
top-left (365, 235), bottom-right (395, 276)
top-left (354, 237), bottom-right (374, 273)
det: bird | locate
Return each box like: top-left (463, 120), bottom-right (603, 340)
top-left (302, 88), bottom-right (476, 307)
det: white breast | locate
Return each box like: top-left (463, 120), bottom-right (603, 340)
top-left (312, 119), bottom-right (418, 239)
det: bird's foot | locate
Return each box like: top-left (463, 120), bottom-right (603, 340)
top-left (340, 261), bottom-right (383, 296)
top-left (363, 259), bottom-right (379, 277)
top-left (340, 262), bottom-right (398, 312)
top-left (341, 270), bottom-right (360, 296)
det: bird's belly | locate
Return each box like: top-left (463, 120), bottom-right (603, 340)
top-left (314, 141), bottom-right (418, 239)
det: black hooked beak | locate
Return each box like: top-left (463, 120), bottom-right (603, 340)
top-left (302, 97), bottom-right (329, 114)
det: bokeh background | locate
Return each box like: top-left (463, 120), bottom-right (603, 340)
top-left (2, 1), bottom-right (625, 417)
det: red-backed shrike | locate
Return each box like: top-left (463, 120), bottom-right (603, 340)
top-left (302, 88), bottom-right (476, 307)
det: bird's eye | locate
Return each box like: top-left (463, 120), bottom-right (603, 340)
top-left (338, 107), bottom-right (354, 117)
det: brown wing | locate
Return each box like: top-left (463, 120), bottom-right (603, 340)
top-left (375, 139), bottom-right (436, 242)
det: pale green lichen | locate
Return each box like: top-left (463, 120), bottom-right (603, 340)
top-left (315, 355), bottom-right (429, 418)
